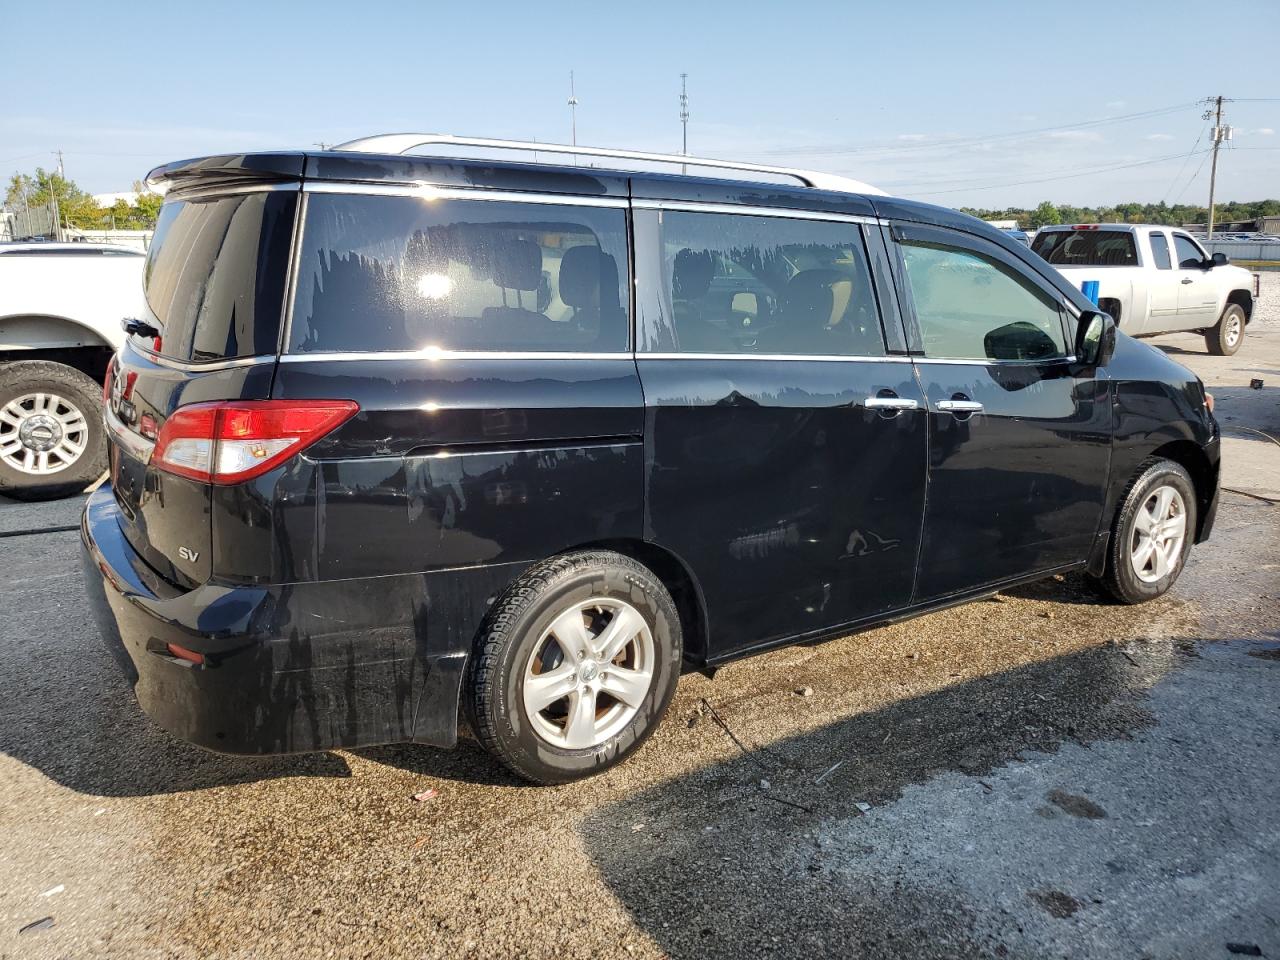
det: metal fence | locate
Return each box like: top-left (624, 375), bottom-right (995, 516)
top-left (1203, 240), bottom-right (1280, 263)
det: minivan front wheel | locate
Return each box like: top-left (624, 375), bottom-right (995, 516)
top-left (1095, 459), bottom-right (1197, 604)
top-left (466, 550), bottom-right (682, 783)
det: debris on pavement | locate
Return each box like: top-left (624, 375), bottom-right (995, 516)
top-left (19, 917), bottom-right (55, 935)
top-left (411, 788), bottom-right (439, 803)
top-left (1250, 378), bottom-right (1264, 390)
top-left (39, 884), bottom-right (64, 897)
top-left (759, 779), bottom-right (771, 790)
top-left (814, 760), bottom-right (846, 784)
top-left (794, 686), bottom-right (813, 697)
top-left (855, 801), bottom-right (872, 814)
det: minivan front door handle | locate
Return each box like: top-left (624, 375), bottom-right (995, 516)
top-left (1181, 277), bottom-right (1194, 284)
top-left (936, 399), bottom-right (984, 414)
top-left (864, 396), bottom-right (919, 411)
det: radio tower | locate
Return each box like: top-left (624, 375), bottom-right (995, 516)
top-left (568, 71), bottom-right (579, 154)
top-left (679, 73), bottom-right (690, 172)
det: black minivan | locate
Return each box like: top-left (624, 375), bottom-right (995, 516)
top-left (81, 136), bottom-right (1220, 783)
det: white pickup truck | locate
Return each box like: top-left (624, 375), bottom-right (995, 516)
top-left (1031, 224), bottom-right (1259, 356)
top-left (0, 242), bottom-right (142, 500)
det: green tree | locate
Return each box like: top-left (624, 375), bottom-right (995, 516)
top-left (1028, 201), bottom-right (1061, 228)
top-left (5, 168), bottom-right (106, 229)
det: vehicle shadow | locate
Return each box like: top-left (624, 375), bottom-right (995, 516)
top-left (578, 642), bottom-right (1180, 959)
top-left (999, 570), bottom-right (1111, 606)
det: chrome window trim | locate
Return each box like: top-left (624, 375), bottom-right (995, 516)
top-left (912, 355), bottom-right (1078, 366)
top-left (301, 181), bottom-right (629, 208)
top-left (104, 403), bottom-right (155, 461)
top-left (124, 341), bottom-right (277, 372)
top-left (165, 182), bottom-right (301, 203)
top-left (637, 352), bottom-right (911, 363)
top-left (631, 198), bottom-right (878, 225)
top-left (278, 350), bottom-right (633, 363)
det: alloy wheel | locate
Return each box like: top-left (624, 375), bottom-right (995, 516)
top-left (522, 598), bottom-right (655, 749)
top-left (1130, 484), bottom-right (1187, 584)
top-left (0, 392), bottom-right (90, 476)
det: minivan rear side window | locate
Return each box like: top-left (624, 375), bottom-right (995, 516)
top-left (289, 194), bottom-right (629, 354)
top-left (654, 211), bottom-right (884, 356)
top-left (144, 191), bottom-right (297, 363)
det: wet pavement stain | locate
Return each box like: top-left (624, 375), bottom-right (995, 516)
top-left (1029, 890), bottom-right (1084, 919)
top-left (1046, 789), bottom-right (1108, 819)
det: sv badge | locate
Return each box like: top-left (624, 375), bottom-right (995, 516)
top-left (178, 546), bottom-right (200, 563)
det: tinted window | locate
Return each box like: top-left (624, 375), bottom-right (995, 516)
top-left (902, 242), bottom-right (1068, 362)
top-left (1149, 232), bottom-right (1172, 270)
top-left (1031, 229), bottom-right (1138, 267)
top-left (657, 211), bottom-right (883, 356)
top-left (144, 192), bottom-right (296, 362)
top-left (1173, 233), bottom-right (1205, 270)
top-left (290, 194), bottom-right (629, 354)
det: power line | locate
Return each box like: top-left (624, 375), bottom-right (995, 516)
top-left (757, 101), bottom-right (1200, 159)
top-left (908, 150), bottom-right (1209, 197)
top-left (1161, 116), bottom-right (1210, 203)
top-left (1171, 149), bottom-right (1213, 204)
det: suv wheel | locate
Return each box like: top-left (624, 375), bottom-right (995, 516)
top-left (0, 361), bottom-right (107, 502)
top-left (1094, 459), bottom-right (1196, 604)
top-left (1205, 303), bottom-right (1246, 356)
top-left (466, 550), bottom-right (682, 783)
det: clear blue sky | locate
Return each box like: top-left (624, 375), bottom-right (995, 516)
top-left (5, 0), bottom-right (1277, 209)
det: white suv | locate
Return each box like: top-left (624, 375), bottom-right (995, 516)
top-left (1031, 224), bottom-right (1258, 355)
top-left (0, 243), bottom-right (141, 500)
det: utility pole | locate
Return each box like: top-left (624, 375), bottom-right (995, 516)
top-left (679, 73), bottom-right (689, 173)
top-left (1205, 96), bottom-right (1232, 240)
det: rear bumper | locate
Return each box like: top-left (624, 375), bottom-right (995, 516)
top-left (79, 485), bottom-right (516, 755)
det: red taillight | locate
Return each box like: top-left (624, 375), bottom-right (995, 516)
top-left (165, 642), bottom-right (205, 665)
top-left (1072, 224), bottom-right (1101, 231)
top-left (102, 354), bottom-right (118, 403)
top-left (152, 400), bottom-right (358, 484)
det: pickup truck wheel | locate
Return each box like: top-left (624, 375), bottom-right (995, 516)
top-left (1094, 459), bottom-right (1196, 604)
top-left (465, 550), bottom-right (682, 784)
top-left (1205, 303), bottom-right (1245, 356)
top-left (0, 361), bottom-right (106, 502)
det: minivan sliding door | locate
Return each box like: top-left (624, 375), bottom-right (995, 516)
top-left (634, 205), bottom-right (927, 658)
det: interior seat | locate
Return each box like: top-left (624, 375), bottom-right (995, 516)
top-left (671, 248), bottom-right (733, 352)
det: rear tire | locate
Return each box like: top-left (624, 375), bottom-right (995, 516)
top-left (0, 361), bottom-right (106, 502)
top-left (465, 550), bottom-right (682, 784)
top-left (1093, 459), bottom-right (1196, 604)
top-left (1205, 303), bottom-right (1245, 356)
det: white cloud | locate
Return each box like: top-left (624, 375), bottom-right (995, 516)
top-left (1145, 133), bottom-right (1174, 141)
top-left (1047, 130), bottom-right (1104, 142)
top-left (896, 133), bottom-right (929, 142)
top-left (1106, 100), bottom-right (1127, 109)
top-left (1251, 127), bottom-right (1275, 136)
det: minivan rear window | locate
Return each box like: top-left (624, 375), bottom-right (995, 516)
top-left (288, 194), bottom-right (630, 354)
top-left (1031, 229), bottom-right (1138, 267)
top-left (144, 191), bottom-right (297, 362)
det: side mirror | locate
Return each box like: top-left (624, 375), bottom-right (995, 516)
top-left (1076, 310), bottom-right (1116, 367)
top-left (1210, 251), bottom-right (1229, 267)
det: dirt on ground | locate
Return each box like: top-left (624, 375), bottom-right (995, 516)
top-left (1, 276), bottom-right (1277, 960)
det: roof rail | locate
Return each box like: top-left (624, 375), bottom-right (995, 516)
top-left (332, 133), bottom-right (886, 197)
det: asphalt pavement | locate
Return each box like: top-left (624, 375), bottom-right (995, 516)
top-left (1, 277), bottom-right (1277, 959)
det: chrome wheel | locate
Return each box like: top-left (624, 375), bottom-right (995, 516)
top-left (522, 598), bottom-right (655, 750)
top-left (1224, 313), bottom-right (1242, 348)
top-left (1130, 485), bottom-right (1187, 584)
top-left (0, 392), bottom-right (89, 476)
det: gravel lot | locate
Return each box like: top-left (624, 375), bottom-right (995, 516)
top-left (1, 276), bottom-right (1277, 960)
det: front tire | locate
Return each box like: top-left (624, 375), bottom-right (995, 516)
top-left (465, 550), bottom-right (683, 784)
top-left (0, 361), bottom-right (107, 502)
top-left (1094, 459), bottom-right (1196, 604)
top-left (1205, 303), bottom-right (1246, 356)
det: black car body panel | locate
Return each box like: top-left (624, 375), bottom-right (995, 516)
top-left (80, 146), bottom-right (1222, 757)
